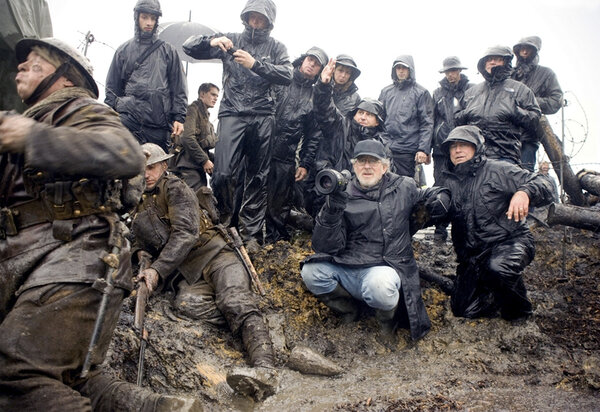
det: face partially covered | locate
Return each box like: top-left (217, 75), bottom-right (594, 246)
top-left (449, 141), bottom-right (476, 165)
top-left (485, 56), bottom-right (505, 74)
top-left (15, 50), bottom-right (72, 102)
top-left (247, 11), bottom-right (268, 30)
top-left (519, 45), bottom-right (536, 60)
top-left (352, 155), bottom-right (388, 188)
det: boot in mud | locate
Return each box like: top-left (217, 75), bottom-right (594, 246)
top-left (375, 305), bottom-right (399, 350)
top-left (79, 371), bottom-right (204, 411)
top-left (226, 314), bottom-right (279, 400)
top-left (316, 284), bottom-right (359, 324)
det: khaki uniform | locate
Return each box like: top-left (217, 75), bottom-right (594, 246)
top-left (131, 173), bottom-right (274, 365)
top-left (0, 87), bottom-right (145, 411)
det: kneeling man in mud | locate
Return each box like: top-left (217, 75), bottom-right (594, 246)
top-left (440, 125), bottom-right (556, 321)
top-left (132, 144), bottom-right (277, 400)
top-left (301, 140), bottom-right (450, 342)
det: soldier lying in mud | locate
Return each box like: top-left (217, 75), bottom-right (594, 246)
top-left (132, 143), bottom-right (278, 401)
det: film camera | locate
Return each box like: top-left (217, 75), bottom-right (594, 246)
top-left (315, 169), bottom-right (351, 195)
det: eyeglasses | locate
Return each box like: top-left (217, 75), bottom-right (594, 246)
top-left (354, 157), bottom-right (382, 166)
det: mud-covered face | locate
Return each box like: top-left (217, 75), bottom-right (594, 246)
top-left (353, 155), bottom-right (388, 188)
top-left (299, 55), bottom-right (322, 79)
top-left (15, 51), bottom-right (65, 101)
top-left (334, 65), bottom-right (353, 86)
top-left (247, 11), bottom-right (268, 30)
top-left (353, 109), bottom-right (379, 128)
top-left (200, 87), bottom-right (219, 108)
top-left (485, 56), bottom-right (505, 74)
top-left (138, 12), bottom-right (158, 33)
top-left (449, 141), bottom-right (476, 165)
top-left (144, 161), bottom-right (167, 190)
top-left (444, 69), bottom-right (461, 84)
top-left (395, 65), bottom-right (410, 80)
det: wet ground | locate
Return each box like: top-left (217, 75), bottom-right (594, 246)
top-left (105, 222), bottom-right (600, 411)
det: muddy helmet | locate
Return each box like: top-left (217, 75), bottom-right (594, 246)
top-left (141, 143), bottom-right (174, 165)
top-left (134, 0), bottom-right (162, 16)
top-left (441, 125), bottom-right (485, 153)
top-left (15, 37), bottom-right (99, 98)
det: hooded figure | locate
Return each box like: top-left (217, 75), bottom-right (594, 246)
top-left (511, 36), bottom-right (563, 171)
top-left (105, 0), bottom-right (188, 152)
top-left (378, 55), bottom-right (434, 178)
top-left (183, 0), bottom-right (293, 251)
top-left (266, 46), bottom-right (328, 243)
top-left (332, 54), bottom-right (362, 116)
top-left (455, 46), bottom-right (541, 165)
top-left (440, 125), bottom-right (555, 320)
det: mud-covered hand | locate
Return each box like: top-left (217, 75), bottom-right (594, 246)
top-left (325, 190), bottom-right (348, 214)
top-left (0, 113), bottom-right (34, 153)
top-left (137, 268), bottom-right (159, 294)
top-left (203, 159), bottom-right (214, 175)
top-left (506, 190), bottom-right (530, 222)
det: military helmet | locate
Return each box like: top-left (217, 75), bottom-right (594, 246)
top-left (15, 37), bottom-right (99, 98)
top-left (141, 143), bottom-right (174, 165)
top-left (441, 125), bottom-right (485, 153)
top-left (134, 0), bottom-right (162, 16)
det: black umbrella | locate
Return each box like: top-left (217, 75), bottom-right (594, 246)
top-left (157, 21), bottom-right (218, 64)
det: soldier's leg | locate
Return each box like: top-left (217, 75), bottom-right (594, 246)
top-left (0, 283), bottom-right (124, 412)
top-left (238, 115), bottom-right (274, 244)
top-left (213, 116), bottom-right (249, 226)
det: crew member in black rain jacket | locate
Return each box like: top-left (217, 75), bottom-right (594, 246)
top-left (440, 126), bottom-right (555, 321)
top-left (105, 0), bottom-right (188, 152)
top-left (331, 54), bottom-right (361, 116)
top-left (379, 55), bottom-right (434, 178)
top-left (511, 36), bottom-right (563, 171)
top-left (455, 45), bottom-right (541, 166)
top-left (183, 0), bottom-right (292, 253)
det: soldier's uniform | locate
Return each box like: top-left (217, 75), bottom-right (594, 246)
top-left (0, 39), bottom-right (145, 411)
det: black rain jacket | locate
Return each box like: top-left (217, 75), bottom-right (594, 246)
top-left (183, 0), bottom-right (292, 117)
top-left (432, 74), bottom-right (472, 156)
top-left (333, 81), bottom-right (360, 116)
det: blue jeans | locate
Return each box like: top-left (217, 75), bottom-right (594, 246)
top-left (301, 261), bottom-right (401, 311)
top-left (520, 141), bottom-right (538, 172)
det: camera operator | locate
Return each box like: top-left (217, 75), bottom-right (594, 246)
top-left (301, 140), bottom-right (450, 344)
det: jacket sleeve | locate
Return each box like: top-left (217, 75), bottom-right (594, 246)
top-left (417, 90), bottom-right (434, 153)
top-left (311, 207), bottom-right (347, 255)
top-left (513, 169), bottom-right (557, 208)
top-left (25, 101), bottom-right (145, 179)
top-left (167, 45), bottom-right (188, 125)
top-left (537, 69), bottom-right (563, 115)
top-left (104, 48), bottom-right (125, 109)
top-left (313, 79), bottom-right (345, 168)
top-left (183, 34), bottom-right (225, 60)
top-left (513, 85), bottom-right (542, 130)
top-left (298, 111), bottom-right (323, 171)
top-left (150, 179), bottom-right (200, 280)
top-left (181, 104), bottom-right (209, 166)
top-left (251, 41), bottom-right (293, 86)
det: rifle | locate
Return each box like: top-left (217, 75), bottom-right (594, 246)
top-left (227, 227), bottom-right (266, 296)
top-left (134, 252), bottom-right (153, 386)
top-left (80, 215), bottom-right (123, 378)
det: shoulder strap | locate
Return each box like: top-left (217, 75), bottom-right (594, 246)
top-left (123, 39), bottom-right (165, 85)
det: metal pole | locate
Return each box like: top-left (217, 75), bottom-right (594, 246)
top-left (560, 99), bottom-right (567, 278)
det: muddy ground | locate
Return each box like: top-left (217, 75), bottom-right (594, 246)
top-left (105, 221), bottom-right (600, 411)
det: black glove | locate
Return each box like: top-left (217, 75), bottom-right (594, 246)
top-left (426, 192), bottom-right (450, 221)
top-left (325, 190), bottom-right (348, 214)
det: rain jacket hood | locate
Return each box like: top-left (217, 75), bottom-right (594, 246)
top-left (442, 125), bottom-right (486, 176)
top-left (241, 0), bottom-right (276, 43)
top-left (477, 46), bottom-right (513, 83)
top-left (351, 97), bottom-right (386, 125)
top-left (391, 55), bottom-right (415, 84)
top-left (513, 36), bottom-right (541, 57)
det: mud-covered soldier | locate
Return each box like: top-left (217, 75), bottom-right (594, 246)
top-left (379, 55), bottom-right (434, 178)
top-left (512, 36), bottom-right (564, 172)
top-left (0, 38), bottom-right (145, 410)
top-left (266, 46), bottom-right (327, 243)
top-left (431, 56), bottom-right (473, 242)
top-left (331, 54), bottom-right (361, 116)
top-left (440, 126), bottom-right (556, 321)
top-left (171, 82), bottom-right (220, 191)
top-left (105, 0), bottom-right (188, 152)
top-left (132, 144), bottom-right (278, 400)
top-left (301, 140), bottom-right (450, 342)
top-left (455, 46), bottom-right (541, 166)
top-left (183, 0), bottom-right (292, 253)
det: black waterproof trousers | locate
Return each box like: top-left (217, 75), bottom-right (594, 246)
top-left (212, 115), bottom-right (274, 243)
top-left (265, 159), bottom-right (295, 243)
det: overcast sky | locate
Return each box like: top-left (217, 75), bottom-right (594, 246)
top-left (47, 0), bottom-right (599, 177)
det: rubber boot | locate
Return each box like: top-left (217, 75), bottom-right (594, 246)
top-left (375, 305), bottom-right (399, 349)
top-left (226, 314), bottom-right (278, 401)
top-left (316, 284), bottom-right (359, 324)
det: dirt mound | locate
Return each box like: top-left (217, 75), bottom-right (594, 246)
top-left (104, 225), bottom-right (600, 410)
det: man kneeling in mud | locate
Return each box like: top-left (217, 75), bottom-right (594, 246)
top-left (132, 144), bottom-right (277, 400)
top-left (301, 140), bottom-right (450, 343)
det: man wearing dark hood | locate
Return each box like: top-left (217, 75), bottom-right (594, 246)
top-left (301, 140), bottom-right (450, 344)
top-left (455, 46), bottom-right (541, 166)
top-left (266, 46), bottom-right (327, 243)
top-left (511, 36), bottom-right (563, 172)
top-left (183, 0), bottom-right (293, 253)
top-left (332, 54), bottom-right (361, 116)
top-left (379, 55), bottom-right (434, 178)
top-left (431, 56), bottom-right (473, 242)
top-left (105, 0), bottom-right (188, 153)
top-left (440, 125), bottom-right (555, 321)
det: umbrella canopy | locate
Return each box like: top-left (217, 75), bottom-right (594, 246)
top-left (158, 21), bottom-right (218, 63)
